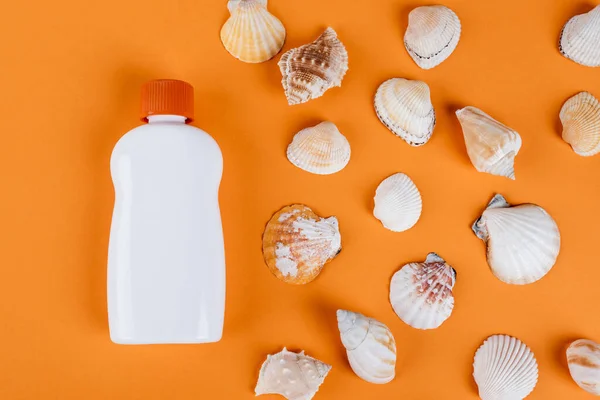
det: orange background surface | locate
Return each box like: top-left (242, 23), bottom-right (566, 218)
top-left (1, 0), bottom-right (600, 398)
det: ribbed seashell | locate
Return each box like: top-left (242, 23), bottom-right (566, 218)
top-left (220, 0), bottom-right (286, 63)
top-left (286, 121), bottom-right (351, 175)
top-left (373, 173), bottom-right (422, 232)
top-left (473, 335), bottom-right (538, 400)
top-left (255, 348), bottom-right (331, 400)
top-left (567, 339), bottom-right (600, 395)
top-left (278, 28), bottom-right (348, 105)
top-left (262, 204), bottom-right (341, 285)
top-left (560, 91), bottom-right (600, 156)
top-left (472, 194), bottom-right (560, 285)
top-left (390, 253), bottom-right (456, 330)
top-left (374, 78), bottom-right (436, 146)
top-left (559, 5), bottom-right (600, 67)
top-left (336, 310), bottom-right (396, 384)
top-left (404, 5), bottom-right (461, 70)
top-left (456, 106), bottom-right (522, 180)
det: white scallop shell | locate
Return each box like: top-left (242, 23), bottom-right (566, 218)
top-left (373, 173), bottom-right (422, 232)
top-left (374, 78), bottom-right (436, 146)
top-left (472, 194), bottom-right (561, 285)
top-left (560, 91), bottom-right (600, 156)
top-left (404, 5), bottom-right (461, 69)
top-left (559, 5), bottom-right (600, 67)
top-left (473, 335), bottom-right (538, 400)
top-left (390, 252), bottom-right (456, 330)
top-left (567, 339), bottom-right (600, 395)
top-left (336, 310), bottom-right (396, 384)
top-left (286, 121), bottom-right (351, 175)
top-left (255, 348), bottom-right (331, 400)
top-left (456, 106), bottom-right (522, 180)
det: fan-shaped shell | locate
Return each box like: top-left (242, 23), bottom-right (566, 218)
top-left (373, 173), bottom-right (422, 232)
top-left (262, 204), bottom-right (341, 285)
top-left (278, 28), bottom-right (348, 105)
top-left (404, 5), bottom-right (461, 69)
top-left (560, 91), bottom-right (600, 156)
top-left (473, 335), bottom-right (538, 400)
top-left (220, 0), bottom-right (286, 63)
top-left (472, 194), bottom-right (560, 285)
top-left (336, 310), bottom-right (396, 384)
top-left (456, 106), bottom-right (522, 180)
top-left (255, 348), bottom-right (331, 400)
top-left (390, 253), bottom-right (456, 330)
top-left (286, 121), bottom-right (351, 175)
top-left (374, 78), bottom-right (436, 146)
top-left (567, 339), bottom-right (600, 395)
top-left (559, 5), bottom-right (600, 67)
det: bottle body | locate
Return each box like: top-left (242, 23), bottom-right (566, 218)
top-left (108, 116), bottom-right (225, 344)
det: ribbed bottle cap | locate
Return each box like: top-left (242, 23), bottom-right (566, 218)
top-left (141, 79), bottom-right (194, 122)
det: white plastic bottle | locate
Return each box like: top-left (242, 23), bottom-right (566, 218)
top-left (107, 79), bottom-right (225, 344)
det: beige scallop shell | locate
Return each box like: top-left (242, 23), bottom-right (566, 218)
top-left (262, 204), bottom-right (341, 285)
top-left (390, 253), bottom-right (456, 330)
top-left (404, 5), bottom-right (461, 69)
top-left (337, 310), bottom-right (396, 384)
top-left (220, 0), bottom-right (286, 63)
top-left (560, 91), bottom-right (600, 156)
top-left (287, 121), bottom-right (351, 175)
top-left (278, 28), bottom-right (349, 105)
top-left (456, 106), bottom-right (522, 180)
top-left (255, 348), bottom-right (331, 400)
top-left (374, 78), bottom-right (436, 146)
top-left (473, 194), bottom-right (560, 285)
top-left (559, 5), bottom-right (600, 67)
top-left (373, 173), bottom-right (422, 232)
top-left (567, 339), bottom-right (600, 395)
top-left (473, 335), bottom-right (538, 400)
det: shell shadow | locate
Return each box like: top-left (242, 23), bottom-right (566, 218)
top-left (557, 3), bottom-right (598, 42)
top-left (443, 102), bottom-right (471, 167)
top-left (308, 295), bottom-right (350, 373)
top-left (554, 336), bottom-right (579, 382)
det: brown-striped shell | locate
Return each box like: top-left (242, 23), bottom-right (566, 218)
top-left (567, 339), bottom-right (600, 395)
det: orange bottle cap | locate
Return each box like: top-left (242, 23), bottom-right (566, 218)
top-left (141, 79), bottom-right (194, 123)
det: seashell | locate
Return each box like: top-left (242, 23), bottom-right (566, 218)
top-left (390, 252), bottom-right (456, 330)
top-left (373, 173), bottom-right (422, 232)
top-left (559, 5), bottom-right (600, 67)
top-left (286, 121), bottom-right (351, 175)
top-left (560, 91), bottom-right (600, 156)
top-left (472, 194), bottom-right (560, 285)
top-left (374, 78), bottom-right (436, 146)
top-left (456, 106), bottom-right (522, 180)
top-left (220, 0), bottom-right (286, 63)
top-left (404, 5), bottom-right (461, 70)
top-left (336, 309), bottom-right (396, 384)
top-left (262, 204), bottom-right (341, 285)
top-left (567, 339), bottom-right (600, 395)
top-left (255, 348), bottom-right (331, 400)
top-left (473, 335), bottom-right (538, 400)
top-left (278, 28), bottom-right (348, 105)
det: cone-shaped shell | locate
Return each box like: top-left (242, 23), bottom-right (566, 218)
top-left (567, 339), bottom-right (600, 395)
top-left (336, 310), bottom-right (396, 384)
top-left (278, 28), bottom-right (348, 105)
top-left (456, 106), bottom-right (522, 180)
top-left (220, 0), bottom-right (286, 63)
top-left (287, 121), bottom-right (351, 175)
top-left (560, 91), bottom-right (600, 156)
top-left (472, 194), bottom-right (560, 285)
top-left (262, 204), bottom-right (341, 285)
top-left (375, 78), bottom-right (436, 146)
top-left (390, 253), bottom-right (456, 330)
top-left (255, 348), bottom-right (331, 400)
top-left (373, 173), bottom-right (422, 232)
top-left (404, 5), bottom-right (461, 69)
top-left (559, 6), bottom-right (600, 67)
top-left (473, 335), bottom-right (538, 400)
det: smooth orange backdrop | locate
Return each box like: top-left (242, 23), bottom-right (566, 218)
top-left (1, 0), bottom-right (600, 398)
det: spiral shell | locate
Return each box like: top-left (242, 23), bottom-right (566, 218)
top-left (373, 173), bottom-right (422, 232)
top-left (567, 339), bottom-right (600, 395)
top-left (559, 5), bottom-right (600, 67)
top-left (560, 91), bottom-right (600, 156)
top-left (262, 204), bottom-right (341, 285)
